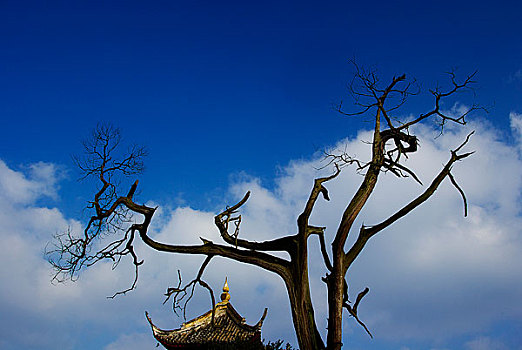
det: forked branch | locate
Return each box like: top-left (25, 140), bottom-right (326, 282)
top-left (345, 132), bottom-right (475, 268)
top-left (215, 191), bottom-right (296, 252)
top-left (365, 132), bottom-right (473, 237)
top-left (398, 71), bottom-right (481, 131)
top-left (299, 165), bottom-right (341, 228)
top-left (309, 226), bottom-right (333, 272)
top-left (48, 125), bottom-right (292, 298)
top-left (343, 287), bottom-right (372, 338)
top-left (164, 255), bottom-right (216, 321)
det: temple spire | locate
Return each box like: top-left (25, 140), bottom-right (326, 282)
top-left (221, 277), bottom-right (231, 303)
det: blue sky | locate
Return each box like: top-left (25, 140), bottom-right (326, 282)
top-left (1, 1), bottom-right (521, 349)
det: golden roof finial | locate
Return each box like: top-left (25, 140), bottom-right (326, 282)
top-left (220, 277), bottom-right (231, 302)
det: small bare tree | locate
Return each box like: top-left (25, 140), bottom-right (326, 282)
top-left (47, 64), bottom-right (481, 350)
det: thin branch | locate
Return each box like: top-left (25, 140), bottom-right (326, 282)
top-left (164, 255), bottom-right (216, 322)
top-left (382, 158), bottom-right (423, 185)
top-left (300, 165), bottom-right (341, 225)
top-left (343, 287), bottom-right (373, 338)
top-left (448, 172), bottom-right (468, 217)
top-left (345, 132), bottom-right (475, 268)
top-left (320, 149), bottom-right (369, 173)
top-left (107, 226), bottom-right (144, 298)
top-left (309, 226), bottom-right (333, 272)
top-left (215, 192), bottom-right (297, 252)
top-left (398, 71), bottom-right (479, 131)
top-left (353, 287), bottom-right (369, 312)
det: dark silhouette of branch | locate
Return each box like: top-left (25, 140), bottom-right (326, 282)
top-left (343, 287), bottom-right (372, 338)
top-left (448, 172), bottom-right (468, 217)
top-left (215, 192), bottom-right (296, 252)
top-left (47, 64), bottom-right (482, 350)
top-left (164, 255), bottom-right (216, 321)
top-left (309, 226), bottom-right (333, 272)
top-left (299, 165), bottom-right (341, 229)
top-left (344, 132), bottom-right (475, 269)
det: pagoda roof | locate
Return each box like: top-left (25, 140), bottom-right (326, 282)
top-left (146, 279), bottom-right (268, 349)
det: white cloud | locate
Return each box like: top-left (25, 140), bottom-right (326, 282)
top-left (106, 117), bottom-right (522, 346)
top-left (0, 162), bottom-right (79, 349)
top-left (0, 161), bottom-right (156, 349)
top-left (0, 160), bottom-right (61, 204)
top-left (1, 115), bottom-right (522, 349)
top-left (510, 111), bottom-right (522, 153)
top-left (215, 118), bottom-right (522, 344)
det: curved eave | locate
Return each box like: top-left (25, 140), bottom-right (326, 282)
top-left (145, 311), bottom-right (174, 337)
top-left (145, 304), bottom-right (267, 343)
top-left (254, 308), bottom-right (268, 329)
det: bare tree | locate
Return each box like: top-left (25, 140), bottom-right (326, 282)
top-left (47, 64), bottom-right (481, 350)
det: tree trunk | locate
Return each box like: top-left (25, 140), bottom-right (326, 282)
top-left (326, 263), bottom-right (344, 350)
top-left (286, 276), bottom-right (325, 350)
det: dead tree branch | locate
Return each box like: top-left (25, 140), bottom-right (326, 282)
top-left (343, 287), bottom-right (372, 338)
top-left (345, 132), bottom-right (475, 268)
top-left (164, 255), bottom-right (216, 321)
top-left (215, 191), bottom-right (296, 252)
top-left (48, 65), bottom-right (482, 350)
